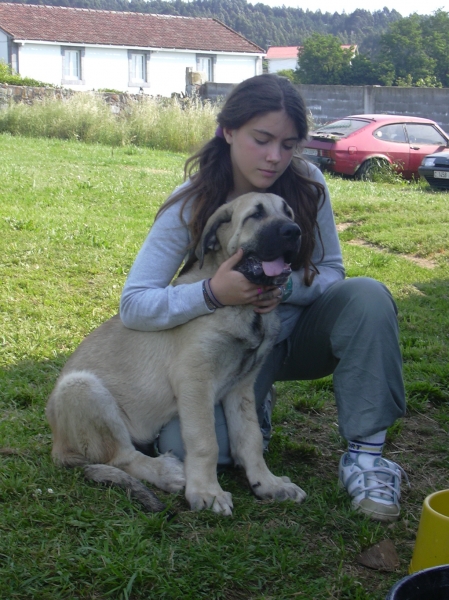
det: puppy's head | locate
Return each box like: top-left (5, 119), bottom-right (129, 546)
top-left (197, 192), bottom-right (301, 285)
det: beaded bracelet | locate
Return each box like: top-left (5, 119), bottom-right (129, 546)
top-left (202, 279), bottom-right (216, 311)
top-left (202, 278), bottom-right (225, 311)
top-left (205, 278), bottom-right (225, 308)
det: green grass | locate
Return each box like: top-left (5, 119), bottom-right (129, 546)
top-left (1, 134), bottom-right (448, 599)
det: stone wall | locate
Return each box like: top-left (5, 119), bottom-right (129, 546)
top-left (0, 84), bottom-right (148, 112)
top-left (0, 84), bottom-right (74, 108)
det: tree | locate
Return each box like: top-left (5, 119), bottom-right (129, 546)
top-left (421, 10), bottom-right (449, 88)
top-left (297, 33), bottom-right (354, 85)
top-left (275, 69), bottom-right (300, 84)
top-left (378, 15), bottom-right (437, 85)
top-left (341, 53), bottom-right (382, 85)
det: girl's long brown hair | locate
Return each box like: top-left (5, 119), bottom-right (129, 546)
top-left (157, 74), bottom-right (325, 286)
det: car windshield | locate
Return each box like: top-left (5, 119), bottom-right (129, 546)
top-left (314, 119), bottom-right (370, 136)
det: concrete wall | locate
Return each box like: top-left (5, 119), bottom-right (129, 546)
top-left (199, 81), bottom-right (235, 101)
top-left (296, 84), bottom-right (449, 133)
top-left (201, 82), bottom-right (449, 133)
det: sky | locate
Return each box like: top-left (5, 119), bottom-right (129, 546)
top-left (249, 0), bottom-right (448, 16)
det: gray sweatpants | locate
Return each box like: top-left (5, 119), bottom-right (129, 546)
top-left (157, 277), bottom-right (406, 463)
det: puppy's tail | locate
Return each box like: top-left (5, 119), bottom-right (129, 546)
top-left (84, 464), bottom-right (167, 514)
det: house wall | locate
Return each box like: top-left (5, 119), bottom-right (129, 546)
top-left (17, 44), bottom-right (64, 86)
top-left (0, 30), bottom-right (8, 64)
top-left (14, 43), bottom-right (262, 95)
top-left (146, 51), bottom-right (192, 96)
top-left (268, 58), bottom-right (297, 73)
top-left (216, 56), bottom-right (261, 82)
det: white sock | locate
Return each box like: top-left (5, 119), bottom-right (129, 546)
top-left (348, 430), bottom-right (387, 460)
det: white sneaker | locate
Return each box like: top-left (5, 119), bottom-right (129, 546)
top-left (339, 452), bottom-right (408, 522)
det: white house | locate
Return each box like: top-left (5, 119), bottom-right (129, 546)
top-left (266, 46), bottom-right (300, 73)
top-left (266, 44), bottom-right (358, 74)
top-left (0, 3), bottom-right (264, 96)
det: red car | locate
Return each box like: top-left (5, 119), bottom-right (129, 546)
top-left (302, 114), bottom-right (449, 179)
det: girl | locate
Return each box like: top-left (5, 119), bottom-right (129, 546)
top-left (120, 74), bottom-right (406, 522)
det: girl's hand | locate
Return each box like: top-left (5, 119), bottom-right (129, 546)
top-left (209, 249), bottom-right (282, 313)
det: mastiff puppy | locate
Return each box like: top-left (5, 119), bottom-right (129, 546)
top-left (46, 192), bottom-right (307, 515)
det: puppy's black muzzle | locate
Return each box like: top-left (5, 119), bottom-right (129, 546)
top-left (235, 220), bottom-right (301, 286)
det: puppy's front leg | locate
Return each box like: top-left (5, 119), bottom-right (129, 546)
top-left (223, 380), bottom-right (307, 504)
top-left (177, 385), bottom-right (233, 516)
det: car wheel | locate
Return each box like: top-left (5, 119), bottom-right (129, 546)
top-left (356, 158), bottom-right (389, 181)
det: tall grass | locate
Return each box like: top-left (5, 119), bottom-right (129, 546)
top-left (0, 93), bottom-right (218, 152)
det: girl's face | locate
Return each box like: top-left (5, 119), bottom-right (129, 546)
top-left (223, 110), bottom-right (299, 199)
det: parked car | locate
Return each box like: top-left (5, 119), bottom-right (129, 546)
top-left (302, 114), bottom-right (449, 179)
top-left (418, 152), bottom-right (449, 189)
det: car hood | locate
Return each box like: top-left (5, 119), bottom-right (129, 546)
top-left (424, 151), bottom-right (449, 160)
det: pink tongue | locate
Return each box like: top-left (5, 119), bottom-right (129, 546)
top-left (262, 257), bottom-right (285, 276)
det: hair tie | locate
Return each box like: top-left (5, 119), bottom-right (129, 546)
top-left (215, 125), bottom-right (224, 139)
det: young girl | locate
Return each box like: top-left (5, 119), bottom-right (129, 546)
top-left (120, 74), bottom-right (406, 522)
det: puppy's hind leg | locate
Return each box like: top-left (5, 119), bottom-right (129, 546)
top-left (46, 370), bottom-right (185, 493)
top-left (84, 465), bottom-right (167, 513)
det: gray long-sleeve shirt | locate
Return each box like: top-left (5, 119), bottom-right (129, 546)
top-left (120, 162), bottom-right (345, 343)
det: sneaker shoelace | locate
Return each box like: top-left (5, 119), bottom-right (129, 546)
top-left (356, 463), bottom-right (410, 502)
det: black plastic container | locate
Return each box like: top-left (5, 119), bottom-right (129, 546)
top-left (386, 565), bottom-right (449, 599)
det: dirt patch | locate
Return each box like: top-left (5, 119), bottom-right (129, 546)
top-left (347, 238), bottom-right (437, 269)
top-left (336, 222), bottom-right (353, 232)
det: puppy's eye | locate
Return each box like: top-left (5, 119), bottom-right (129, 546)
top-left (282, 201), bottom-right (294, 219)
top-left (251, 204), bottom-right (266, 220)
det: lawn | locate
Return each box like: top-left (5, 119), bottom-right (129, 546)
top-left (1, 134), bottom-right (448, 600)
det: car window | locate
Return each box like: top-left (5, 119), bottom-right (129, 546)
top-left (315, 119), bottom-right (370, 136)
top-left (373, 124), bottom-right (407, 143)
top-left (405, 124), bottom-right (447, 145)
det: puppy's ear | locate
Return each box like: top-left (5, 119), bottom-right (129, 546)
top-left (196, 206), bottom-right (232, 268)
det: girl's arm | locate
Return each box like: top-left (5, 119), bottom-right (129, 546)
top-left (287, 164), bottom-right (345, 306)
top-left (120, 200), bottom-right (212, 331)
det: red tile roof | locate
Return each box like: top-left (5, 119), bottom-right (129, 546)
top-left (0, 3), bottom-right (263, 53)
top-left (266, 46), bottom-right (299, 60)
top-left (266, 44), bottom-right (358, 60)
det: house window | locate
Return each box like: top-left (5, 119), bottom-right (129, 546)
top-left (196, 55), bottom-right (215, 82)
top-left (128, 51), bottom-right (151, 88)
top-left (61, 47), bottom-right (85, 85)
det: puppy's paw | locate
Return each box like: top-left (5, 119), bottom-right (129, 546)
top-left (155, 453), bottom-right (186, 492)
top-left (251, 474), bottom-right (307, 504)
top-left (186, 486), bottom-right (234, 516)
